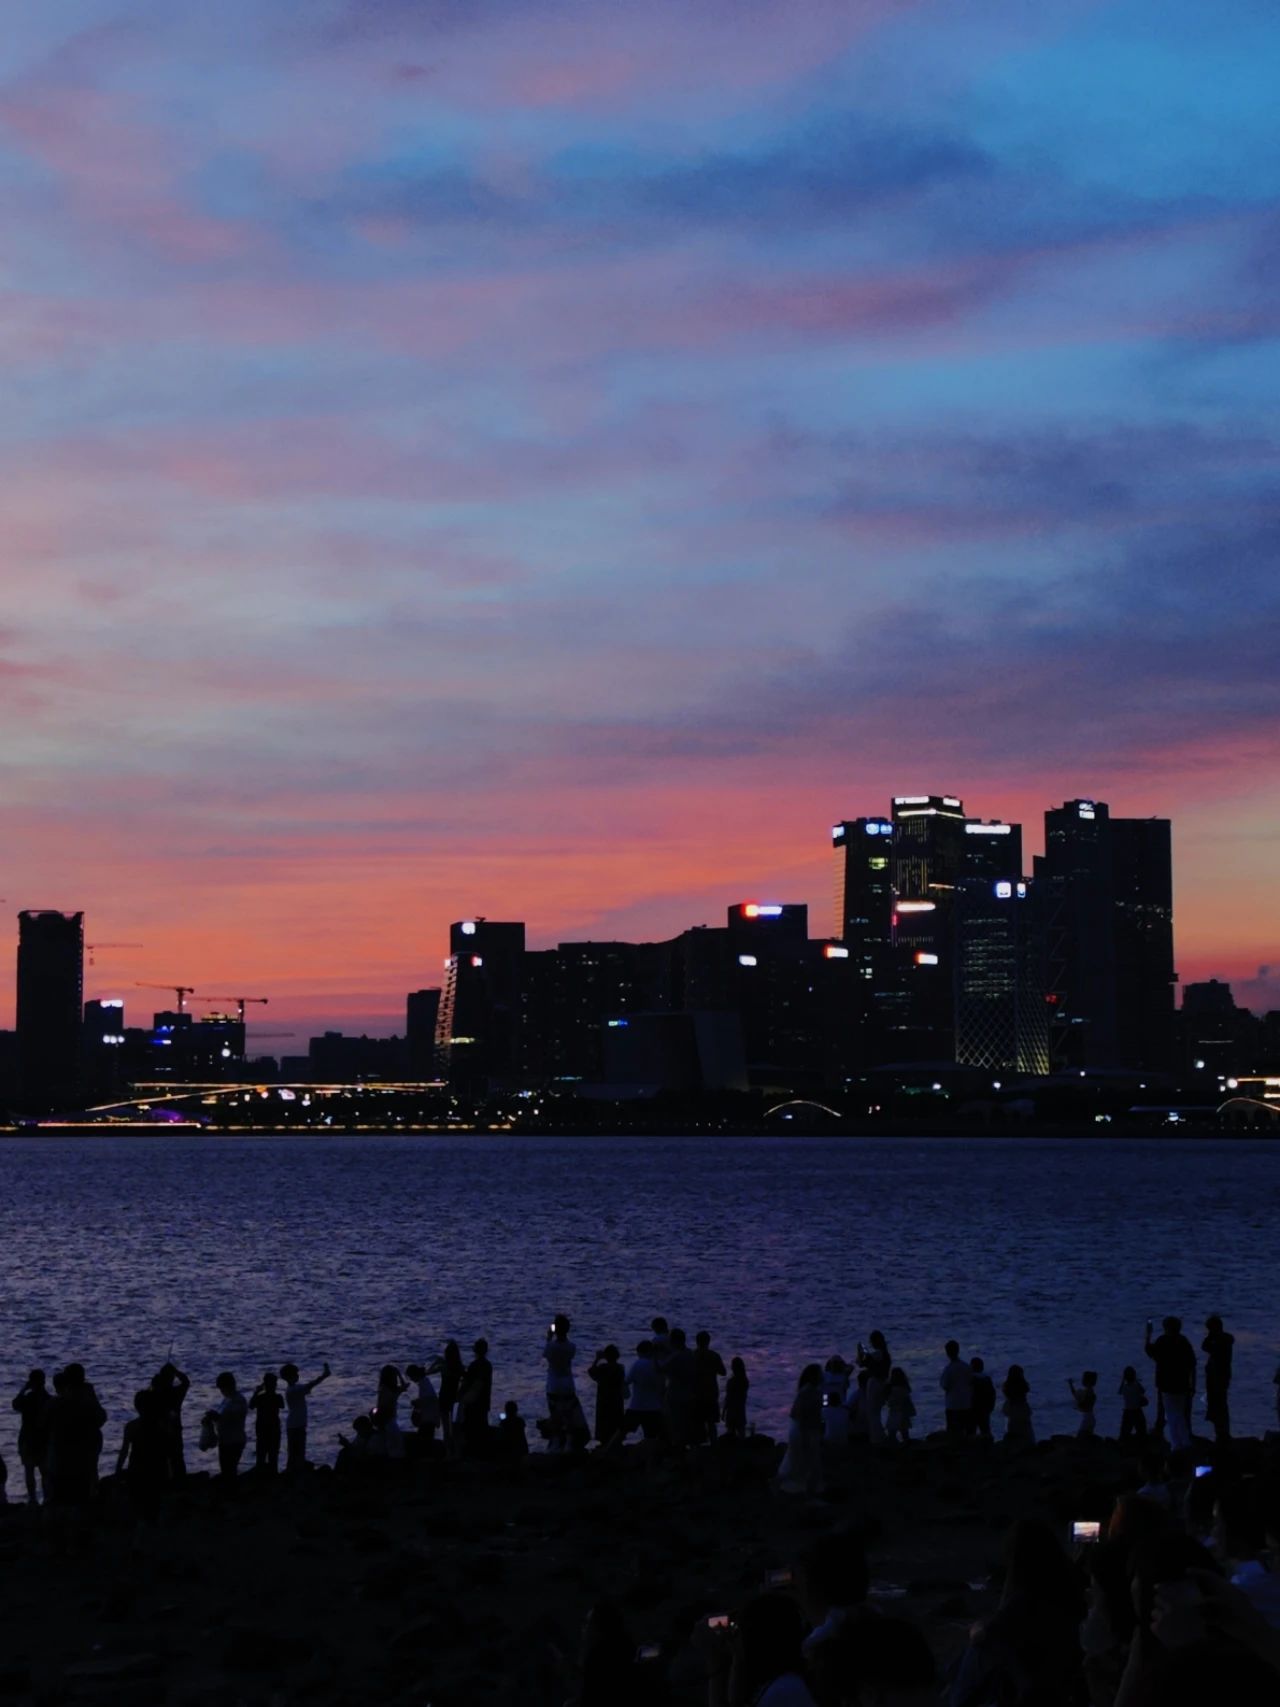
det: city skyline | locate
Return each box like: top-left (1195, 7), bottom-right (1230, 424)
top-left (2, 2), bottom-right (1277, 1037)
top-left (4, 788), bottom-right (1273, 1048)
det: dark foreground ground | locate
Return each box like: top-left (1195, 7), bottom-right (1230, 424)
top-left (0, 1432), bottom-right (1273, 1706)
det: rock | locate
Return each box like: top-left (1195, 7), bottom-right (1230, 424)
top-left (63, 1654), bottom-right (164, 1681)
top-left (221, 1625), bottom-right (311, 1672)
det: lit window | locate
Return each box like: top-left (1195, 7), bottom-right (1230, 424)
top-left (738, 954), bottom-right (758, 967)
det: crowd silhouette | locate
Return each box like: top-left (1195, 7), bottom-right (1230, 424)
top-left (4, 1311), bottom-right (1276, 1504)
top-left (3, 1311), bottom-right (1280, 1706)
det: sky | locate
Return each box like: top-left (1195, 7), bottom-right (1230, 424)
top-left (1, 0), bottom-right (1277, 1039)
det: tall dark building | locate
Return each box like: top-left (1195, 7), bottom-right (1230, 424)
top-left (17, 910), bottom-right (85, 1106)
top-left (832, 817), bottom-right (901, 1066)
top-left (405, 988), bottom-right (441, 1078)
top-left (82, 997), bottom-right (128, 1100)
top-left (1111, 817), bottom-right (1176, 1072)
top-left (1035, 800), bottom-right (1118, 1068)
top-left (1035, 801), bottom-right (1175, 1071)
top-left (518, 941), bottom-right (665, 1085)
top-left (435, 919), bottom-right (526, 1092)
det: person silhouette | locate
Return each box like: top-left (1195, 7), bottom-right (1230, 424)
top-left (884, 1368), bottom-right (916, 1444)
top-left (150, 1361), bottom-right (191, 1479)
top-left (940, 1341), bottom-right (973, 1437)
top-left (1202, 1315), bottom-right (1234, 1441)
top-left (1144, 1317), bottom-right (1196, 1451)
top-left (543, 1314), bottom-right (579, 1453)
top-left (250, 1371), bottom-right (284, 1473)
top-left (212, 1372), bottom-right (248, 1482)
top-left (374, 1365), bottom-right (409, 1458)
top-left (969, 1358), bottom-right (996, 1439)
top-left (496, 1399), bottom-right (529, 1461)
top-left (428, 1340), bottom-right (465, 1452)
top-left (693, 1331), bottom-right (727, 1445)
top-left (1001, 1366), bottom-right (1034, 1445)
top-left (662, 1328), bottom-right (698, 1448)
top-left (47, 1364), bottom-right (106, 1509)
top-left (1068, 1371), bottom-right (1098, 1438)
top-left (587, 1345), bottom-right (626, 1447)
top-left (280, 1360), bottom-right (330, 1474)
top-left (1118, 1366), bottom-right (1149, 1441)
top-left (723, 1356), bottom-right (749, 1440)
top-left (457, 1339), bottom-right (493, 1453)
top-left (776, 1365), bottom-right (824, 1496)
top-left (116, 1388), bottom-right (170, 1525)
top-left (12, 1369), bottom-right (52, 1506)
top-left (405, 1363), bottom-right (441, 1445)
top-left (857, 1331), bottom-right (891, 1443)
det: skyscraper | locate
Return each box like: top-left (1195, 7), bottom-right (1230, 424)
top-left (889, 794), bottom-right (968, 1061)
top-left (832, 817), bottom-right (901, 1067)
top-left (435, 919), bottom-right (526, 1092)
top-left (1035, 800), bottom-right (1118, 1068)
top-left (405, 988), bottom-right (441, 1078)
top-left (17, 909), bottom-right (85, 1106)
top-left (1034, 801), bottom-right (1175, 1072)
top-left (1111, 817), bottom-right (1176, 1072)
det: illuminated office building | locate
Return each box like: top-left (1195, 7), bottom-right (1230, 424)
top-left (435, 919), bottom-right (527, 1092)
top-left (888, 794), bottom-right (969, 1061)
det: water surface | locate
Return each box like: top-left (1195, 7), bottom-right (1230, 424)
top-left (1, 1134), bottom-right (1275, 1470)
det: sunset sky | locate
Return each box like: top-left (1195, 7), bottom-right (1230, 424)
top-left (2, 0), bottom-right (1277, 1039)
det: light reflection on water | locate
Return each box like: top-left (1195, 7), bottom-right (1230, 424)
top-left (0, 1133), bottom-right (1276, 1468)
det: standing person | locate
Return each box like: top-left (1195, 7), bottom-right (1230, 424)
top-left (457, 1339), bottom-right (493, 1453)
top-left (969, 1358), bottom-right (997, 1439)
top-left (723, 1356), bottom-right (749, 1440)
top-left (1118, 1366), bottom-right (1149, 1441)
top-left (940, 1341), bottom-right (973, 1437)
top-left (662, 1328), bottom-right (698, 1448)
top-left (250, 1372), bottom-right (284, 1473)
top-left (1144, 1317), bottom-right (1196, 1451)
top-left (428, 1341), bottom-right (465, 1451)
top-left (884, 1367), bottom-right (916, 1444)
top-left (115, 1389), bottom-right (170, 1526)
top-left (12, 1369), bottom-right (52, 1506)
top-left (822, 1358), bottom-right (851, 1447)
top-left (649, 1318), bottom-right (671, 1369)
top-left (405, 1363), bottom-right (441, 1445)
top-left (857, 1331), bottom-right (891, 1443)
top-left (776, 1365), bottom-right (824, 1496)
top-left (212, 1373), bottom-right (248, 1482)
top-left (46, 1364), bottom-right (106, 1510)
top-left (1001, 1365), bottom-right (1034, 1445)
top-left (280, 1360), bottom-right (330, 1474)
top-left (693, 1331), bottom-right (727, 1444)
top-left (543, 1314), bottom-right (579, 1453)
top-left (373, 1365), bottom-right (409, 1458)
top-left (1068, 1371), bottom-right (1098, 1438)
top-left (150, 1362), bottom-right (191, 1480)
top-left (617, 1340), bottom-right (665, 1445)
top-left (1202, 1315), bottom-right (1235, 1441)
top-left (587, 1346), bottom-right (626, 1447)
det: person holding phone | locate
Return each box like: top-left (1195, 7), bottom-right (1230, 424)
top-left (543, 1313), bottom-right (580, 1453)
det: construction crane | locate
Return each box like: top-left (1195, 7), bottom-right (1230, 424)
top-left (136, 981), bottom-right (195, 1014)
top-left (197, 995), bottom-right (268, 1022)
top-left (88, 942), bottom-right (143, 967)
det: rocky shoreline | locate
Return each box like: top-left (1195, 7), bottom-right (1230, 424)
top-left (1, 1432), bottom-right (1275, 1705)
